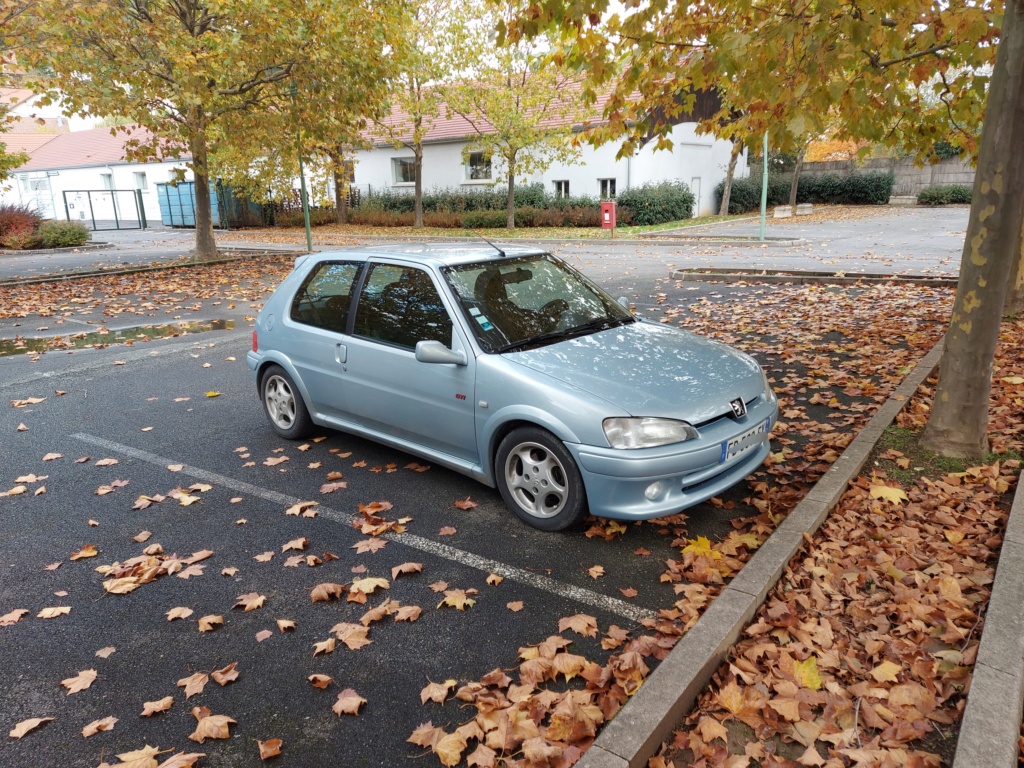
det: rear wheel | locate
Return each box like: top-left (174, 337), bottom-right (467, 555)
top-left (495, 427), bottom-right (587, 531)
top-left (260, 364), bottom-right (314, 439)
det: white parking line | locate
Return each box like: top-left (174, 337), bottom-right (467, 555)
top-left (73, 433), bottom-right (656, 624)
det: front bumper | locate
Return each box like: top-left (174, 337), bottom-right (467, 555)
top-left (566, 398), bottom-right (777, 521)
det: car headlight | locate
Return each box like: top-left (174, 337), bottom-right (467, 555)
top-left (761, 367), bottom-right (775, 401)
top-left (603, 417), bottom-right (700, 449)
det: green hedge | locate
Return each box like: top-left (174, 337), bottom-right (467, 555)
top-left (715, 171), bottom-right (895, 213)
top-left (361, 183), bottom-right (552, 214)
top-left (917, 184), bottom-right (972, 206)
top-left (615, 181), bottom-right (695, 226)
top-left (38, 220), bottom-right (91, 248)
top-left (348, 205), bottom-right (609, 229)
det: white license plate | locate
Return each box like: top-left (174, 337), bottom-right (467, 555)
top-left (720, 418), bottom-right (770, 463)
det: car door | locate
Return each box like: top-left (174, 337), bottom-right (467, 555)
top-left (284, 260), bottom-right (362, 420)
top-left (343, 261), bottom-right (478, 462)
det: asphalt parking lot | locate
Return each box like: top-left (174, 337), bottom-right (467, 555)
top-left (0, 303), bottom-right (765, 768)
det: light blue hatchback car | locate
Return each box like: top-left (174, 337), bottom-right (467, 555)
top-left (248, 243), bottom-right (777, 531)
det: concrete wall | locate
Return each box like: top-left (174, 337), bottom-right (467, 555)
top-left (351, 123), bottom-right (742, 217)
top-left (797, 156), bottom-right (974, 196)
top-left (4, 160), bottom-right (191, 224)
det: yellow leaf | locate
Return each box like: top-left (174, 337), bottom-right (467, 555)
top-left (869, 484), bottom-right (909, 505)
top-left (205, 391), bottom-right (221, 398)
top-left (793, 656), bottom-right (822, 691)
top-left (869, 660), bottom-right (902, 683)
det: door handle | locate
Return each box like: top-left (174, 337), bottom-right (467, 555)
top-left (335, 343), bottom-right (347, 364)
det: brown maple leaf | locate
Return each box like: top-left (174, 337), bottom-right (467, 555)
top-left (558, 614), bottom-right (598, 637)
top-left (141, 696), bottom-right (173, 716)
top-left (310, 582), bottom-right (346, 602)
top-left (332, 689), bottom-right (366, 716)
top-left (178, 672), bottom-right (210, 698)
top-left (234, 592), bottom-right (266, 612)
top-left (211, 662), bottom-right (239, 686)
top-left (258, 738), bottom-right (283, 760)
top-left (61, 669), bottom-right (97, 694)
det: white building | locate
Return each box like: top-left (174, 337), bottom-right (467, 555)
top-left (354, 95), bottom-right (742, 216)
top-left (1, 126), bottom-right (190, 225)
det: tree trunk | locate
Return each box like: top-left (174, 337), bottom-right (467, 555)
top-left (788, 146), bottom-right (805, 208)
top-left (922, 0), bottom-right (1024, 457)
top-left (332, 151), bottom-right (349, 225)
top-left (506, 154), bottom-right (516, 229)
top-left (718, 140), bottom-right (742, 216)
top-left (188, 117), bottom-right (217, 262)
top-left (413, 145), bottom-right (424, 229)
top-left (1005, 217), bottom-right (1024, 314)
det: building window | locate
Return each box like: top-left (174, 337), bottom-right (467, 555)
top-left (101, 173), bottom-right (113, 191)
top-left (599, 178), bottom-right (616, 199)
top-left (553, 180), bottom-right (569, 198)
top-left (392, 157), bottom-right (417, 185)
top-left (465, 151), bottom-right (492, 181)
top-left (134, 172), bottom-right (148, 191)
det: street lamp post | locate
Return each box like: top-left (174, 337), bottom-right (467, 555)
top-left (289, 83), bottom-right (313, 253)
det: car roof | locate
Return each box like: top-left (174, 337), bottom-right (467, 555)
top-left (294, 242), bottom-right (549, 270)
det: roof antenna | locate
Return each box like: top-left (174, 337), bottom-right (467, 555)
top-left (477, 234), bottom-right (506, 258)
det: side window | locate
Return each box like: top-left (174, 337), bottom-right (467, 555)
top-left (354, 265), bottom-right (453, 349)
top-left (290, 262), bottom-right (361, 332)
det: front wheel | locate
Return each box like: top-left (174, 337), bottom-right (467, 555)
top-left (495, 427), bottom-right (587, 531)
top-left (260, 364), bottom-right (314, 439)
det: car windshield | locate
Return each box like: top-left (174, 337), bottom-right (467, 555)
top-left (443, 253), bottom-right (635, 353)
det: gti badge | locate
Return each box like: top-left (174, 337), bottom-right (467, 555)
top-left (730, 398), bottom-right (747, 418)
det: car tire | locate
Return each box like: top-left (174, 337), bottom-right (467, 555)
top-left (260, 364), bottom-right (315, 439)
top-left (495, 427), bottom-right (587, 531)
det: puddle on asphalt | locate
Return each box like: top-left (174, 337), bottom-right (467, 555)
top-left (0, 319), bottom-right (234, 356)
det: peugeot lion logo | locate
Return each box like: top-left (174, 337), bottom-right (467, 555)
top-left (730, 398), bottom-right (747, 418)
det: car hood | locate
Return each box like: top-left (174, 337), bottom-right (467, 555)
top-left (506, 321), bottom-right (765, 423)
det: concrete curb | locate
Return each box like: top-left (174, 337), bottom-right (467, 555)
top-left (952, 466), bottom-right (1024, 768)
top-left (580, 339), bottom-right (946, 768)
top-left (0, 241), bottom-right (112, 256)
top-left (0, 248), bottom-right (304, 289)
top-left (671, 268), bottom-right (958, 287)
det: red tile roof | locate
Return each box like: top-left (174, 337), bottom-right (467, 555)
top-left (1, 132), bottom-right (61, 156)
top-left (0, 87), bottom-right (35, 109)
top-left (15, 126), bottom-right (185, 171)
top-left (370, 87), bottom-right (612, 147)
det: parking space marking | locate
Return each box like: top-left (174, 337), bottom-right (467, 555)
top-left (74, 433), bottom-right (656, 623)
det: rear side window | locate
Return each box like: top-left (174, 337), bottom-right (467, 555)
top-left (353, 264), bottom-right (453, 349)
top-left (290, 262), bottom-right (361, 332)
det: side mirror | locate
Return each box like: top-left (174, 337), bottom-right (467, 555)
top-left (415, 340), bottom-right (467, 366)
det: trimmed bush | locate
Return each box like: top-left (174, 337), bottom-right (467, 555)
top-left (714, 176), bottom-right (789, 214)
top-left (615, 181), bottom-right (695, 226)
top-left (0, 204), bottom-right (43, 249)
top-left (714, 171), bottom-right (895, 214)
top-left (38, 220), bottom-right (91, 248)
top-left (917, 184), bottom-right (972, 206)
top-left (461, 209), bottom-right (509, 228)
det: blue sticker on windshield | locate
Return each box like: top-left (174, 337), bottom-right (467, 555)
top-left (475, 315), bottom-right (494, 331)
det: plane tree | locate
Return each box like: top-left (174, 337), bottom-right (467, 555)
top-left (506, 0), bottom-right (1017, 457)
top-left (18, 0), bottom-right (405, 259)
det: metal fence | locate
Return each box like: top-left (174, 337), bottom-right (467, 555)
top-left (62, 190), bottom-right (146, 231)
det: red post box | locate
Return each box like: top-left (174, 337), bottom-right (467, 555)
top-left (600, 200), bottom-right (616, 230)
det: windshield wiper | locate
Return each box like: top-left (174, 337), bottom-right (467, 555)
top-left (495, 315), bottom-right (634, 353)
